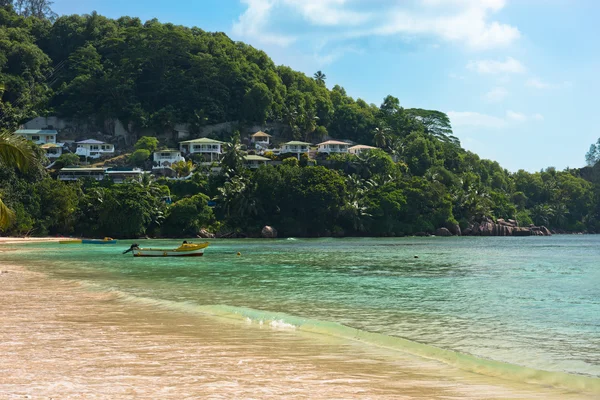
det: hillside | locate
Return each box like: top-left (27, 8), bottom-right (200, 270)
top-left (1, 5), bottom-right (600, 237)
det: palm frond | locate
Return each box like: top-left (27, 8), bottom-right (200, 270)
top-left (0, 198), bottom-right (16, 230)
top-left (0, 130), bottom-right (37, 172)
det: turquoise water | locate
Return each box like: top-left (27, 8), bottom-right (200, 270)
top-left (3, 236), bottom-right (600, 387)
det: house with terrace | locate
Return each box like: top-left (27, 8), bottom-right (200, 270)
top-left (15, 129), bottom-right (57, 145)
top-left (317, 140), bottom-right (350, 154)
top-left (179, 138), bottom-right (224, 162)
top-left (348, 144), bottom-right (377, 155)
top-left (40, 143), bottom-right (64, 159)
top-left (278, 141), bottom-right (311, 159)
top-left (243, 155), bottom-right (271, 169)
top-left (152, 149), bottom-right (185, 177)
top-left (75, 139), bottom-right (115, 159)
top-left (250, 131), bottom-right (272, 149)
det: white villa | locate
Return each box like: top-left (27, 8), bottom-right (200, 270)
top-left (15, 129), bottom-right (57, 145)
top-left (105, 168), bottom-right (144, 183)
top-left (179, 138), bottom-right (224, 161)
top-left (317, 140), bottom-right (350, 154)
top-left (280, 141), bottom-right (311, 159)
top-left (243, 155), bottom-right (271, 169)
top-left (40, 143), bottom-right (64, 159)
top-left (152, 149), bottom-right (185, 176)
top-left (349, 144), bottom-right (377, 155)
top-left (58, 167), bottom-right (106, 181)
top-left (75, 139), bottom-right (115, 159)
top-left (250, 131), bottom-right (272, 147)
top-left (58, 167), bottom-right (143, 182)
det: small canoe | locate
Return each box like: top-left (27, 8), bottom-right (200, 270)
top-left (131, 242), bottom-right (209, 257)
top-left (60, 238), bottom-right (117, 245)
top-left (82, 239), bottom-right (117, 244)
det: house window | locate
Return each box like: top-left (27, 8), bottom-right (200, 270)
top-left (31, 136), bottom-right (40, 141)
top-left (46, 136), bottom-right (53, 141)
top-left (91, 145), bottom-right (99, 150)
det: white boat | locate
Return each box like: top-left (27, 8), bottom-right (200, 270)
top-left (126, 242), bottom-right (209, 257)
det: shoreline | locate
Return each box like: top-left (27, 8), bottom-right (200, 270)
top-left (0, 255), bottom-right (596, 398)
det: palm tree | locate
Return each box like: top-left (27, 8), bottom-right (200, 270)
top-left (372, 125), bottom-right (390, 148)
top-left (0, 130), bottom-right (37, 229)
top-left (313, 71), bottom-right (326, 86)
top-left (220, 132), bottom-right (244, 175)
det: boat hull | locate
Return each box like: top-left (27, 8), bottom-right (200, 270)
top-left (132, 249), bottom-right (205, 257)
top-left (59, 240), bottom-right (82, 244)
top-left (131, 242), bottom-right (208, 257)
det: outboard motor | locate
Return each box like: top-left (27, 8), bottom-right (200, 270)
top-left (123, 244), bottom-right (139, 254)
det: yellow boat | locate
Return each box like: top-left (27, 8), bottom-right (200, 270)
top-left (124, 242), bottom-right (209, 257)
top-left (59, 237), bottom-right (116, 245)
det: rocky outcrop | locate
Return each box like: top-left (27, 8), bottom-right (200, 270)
top-left (197, 228), bottom-right (215, 239)
top-left (446, 223), bottom-right (461, 236)
top-left (435, 227), bottom-right (452, 237)
top-left (261, 225), bottom-right (278, 238)
top-left (463, 218), bottom-right (551, 237)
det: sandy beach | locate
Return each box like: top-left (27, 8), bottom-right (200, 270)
top-left (0, 255), bottom-right (595, 400)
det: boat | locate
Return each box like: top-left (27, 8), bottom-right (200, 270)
top-left (124, 242), bottom-right (209, 257)
top-left (59, 237), bottom-right (117, 245)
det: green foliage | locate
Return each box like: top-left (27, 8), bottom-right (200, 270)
top-left (1, 6), bottom-right (600, 237)
top-left (129, 149), bottom-right (150, 167)
top-left (161, 193), bottom-right (214, 237)
top-left (134, 136), bottom-right (159, 152)
top-left (53, 152), bottom-right (80, 168)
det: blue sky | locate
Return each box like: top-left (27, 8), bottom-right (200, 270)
top-left (52, 0), bottom-right (600, 172)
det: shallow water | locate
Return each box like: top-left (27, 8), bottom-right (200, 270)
top-left (3, 236), bottom-right (600, 392)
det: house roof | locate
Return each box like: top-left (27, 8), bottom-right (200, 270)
top-left (76, 139), bottom-right (106, 144)
top-left (251, 131), bottom-right (272, 138)
top-left (180, 137), bottom-right (224, 144)
top-left (15, 129), bottom-right (57, 135)
top-left (40, 143), bottom-right (64, 149)
top-left (318, 140), bottom-right (349, 146)
top-left (349, 145), bottom-right (377, 150)
top-left (154, 149), bottom-right (181, 153)
top-left (60, 167), bottom-right (105, 172)
top-left (283, 141), bottom-right (312, 146)
top-left (244, 155), bottom-right (271, 161)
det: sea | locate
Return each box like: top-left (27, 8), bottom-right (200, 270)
top-left (3, 235), bottom-right (600, 394)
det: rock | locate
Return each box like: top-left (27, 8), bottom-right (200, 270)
top-left (446, 222), bottom-right (461, 236)
top-left (261, 225), bottom-right (278, 238)
top-left (435, 227), bottom-right (452, 237)
top-left (462, 227), bottom-right (472, 236)
top-left (197, 228), bottom-right (215, 239)
top-left (414, 232), bottom-right (429, 237)
top-left (507, 219), bottom-right (518, 227)
top-left (540, 226), bottom-right (552, 236)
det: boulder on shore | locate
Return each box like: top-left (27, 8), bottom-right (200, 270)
top-left (435, 227), bottom-right (453, 237)
top-left (463, 218), bottom-right (551, 237)
top-left (197, 228), bottom-right (215, 239)
top-left (261, 225), bottom-right (278, 238)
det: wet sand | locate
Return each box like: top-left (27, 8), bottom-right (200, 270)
top-left (0, 264), bottom-right (595, 399)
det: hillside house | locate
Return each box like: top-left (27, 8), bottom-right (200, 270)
top-left (250, 131), bottom-right (272, 148)
top-left (243, 155), bottom-right (271, 169)
top-left (179, 138), bottom-right (224, 161)
top-left (348, 144), bottom-right (377, 155)
top-left (317, 140), bottom-right (350, 154)
top-left (75, 139), bottom-right (115, 159)
top-left (40, 143), bottom-right (64, 159)
top-left (152, 149), bottom-right (185, 176)
top-left (15, 129), bottom-right (57, 145)
top-left (280, 141), bottom-right (311, 159)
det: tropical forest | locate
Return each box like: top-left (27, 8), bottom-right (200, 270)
top-left (1, 1), bottom-right (600, 239)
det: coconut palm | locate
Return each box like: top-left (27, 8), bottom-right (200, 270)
top-left (0, 130), bottom-right (37, 229)
top-left (372, 125), bottom-right (390, 148)
top-left (313, 71), bottom-right (326, 85)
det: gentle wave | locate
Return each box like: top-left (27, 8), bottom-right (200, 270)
top-left (94, 285), bottom-right (600, 395)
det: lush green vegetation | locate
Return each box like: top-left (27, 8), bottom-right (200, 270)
top-left (1, 4), bottom-right (600, 237)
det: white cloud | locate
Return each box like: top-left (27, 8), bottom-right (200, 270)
top-left (526, 78), bottom-right (573, 89)
top-left (506, 110), bottom-right (526, 121)
top-left (232, 0), bottom-right (296, 46)
top-left (449, 110), bottom-right (544, 128)
top-left (232, 0), bottom-right (520, 50)
top-left (448, 111), bottom-right (507, 128)
top-left (467, 57), bottom-right (525, 74)
top-left (483, 87), bottom-right (508, 102)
